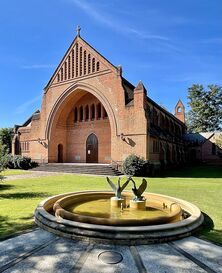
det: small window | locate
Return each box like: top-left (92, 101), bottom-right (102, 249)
top-left (153, 140), bottom-right (159, 153)
top-left (177, 106), bottom-right (182, 113)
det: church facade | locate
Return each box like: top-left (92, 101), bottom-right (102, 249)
top-left (12, 30), bottom-right (186, 169)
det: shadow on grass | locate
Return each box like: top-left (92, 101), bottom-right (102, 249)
top-left (196, 212), bottom-right (222, 245)
top-left (0, 215), bottom-right (35, 240)
top-left (0, 192), bottom-right (49, 199)
top-left (162, 165), bottom-right (222, 179)
top-left (0, 184), bottom-right (14, 190)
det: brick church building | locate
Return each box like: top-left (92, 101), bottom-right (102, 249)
top-left (12, 28), bottom-right (186, 169)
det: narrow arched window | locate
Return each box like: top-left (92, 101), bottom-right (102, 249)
top-left (96, 61), bottom-right (100, 71)
top-left (97, 103), bottom-right (101, 119)
top-left (84, 50), bottom-right (87, 75)
top-left (103, 107), bottom-right (108, 118)
top-left (91, 104), bottom-right (95, 120)
top-left (61, 67), bottom-right (63, 81)
top-left (85, 105), bottom-right (89, 121)
top-left (68, 56), bottom-right (71, 79)
top-left (74, 107), bottom-right (78, 123)
top-left (80, 106), bottom-right (83, 121)
top-left (72, 49), bottom-right (75, 78)
top-left (92, 58), bottom-right (95, 72)
top-left (76, 43), bottom-right (79, 77)
top-left (64, 62), bottom-right (67, 80)
top-left (80, 47), bottom-right (82, 76)
top-left (88, 54), bottom-right (91, 74)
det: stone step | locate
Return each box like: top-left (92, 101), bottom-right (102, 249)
top-left (32, 164), bottom-right (122, 176)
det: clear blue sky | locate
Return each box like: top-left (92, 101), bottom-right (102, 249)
top-left (0, 0), bottom-right (221, 128)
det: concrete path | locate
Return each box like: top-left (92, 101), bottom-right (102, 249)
top-left (0, 229), bottom-right (221, 273)
top-left (3, 171), bottom-right (62, 181)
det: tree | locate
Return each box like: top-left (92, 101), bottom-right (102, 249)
top-left (0, 128), bottom-right (13, 155)
top-left (187, 84), bottom-right (222, 132)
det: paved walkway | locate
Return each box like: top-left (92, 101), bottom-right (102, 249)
top-left (3, 171), bottom-right (62, 181)
top-left (0, 229), bottom-right (221, 273)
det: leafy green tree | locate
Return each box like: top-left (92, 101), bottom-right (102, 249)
top-left (187, 84), bottom-right (222, 132)
top-left (0, 128), bottom-right (13, 155)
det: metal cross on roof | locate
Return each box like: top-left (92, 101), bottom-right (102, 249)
top-left (76, 25), bottom-right (81, 36)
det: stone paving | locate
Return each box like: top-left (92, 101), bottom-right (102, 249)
top-left (0, 229), bottom-right (221, 273)
top-left (3, 171), bottom-right (62, 181)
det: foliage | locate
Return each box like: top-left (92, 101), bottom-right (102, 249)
top-left (4, 154), bottom-right (38, 170)
top-left (123, 154), bottom-right (148, 176)
top-left (187, 84), bottom-right (222, 132)
top-left (0, 128), bottom-right (13, 155)
top-left (0, 143), bottom-right (9, 176)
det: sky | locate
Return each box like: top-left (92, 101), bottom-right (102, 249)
top-left (0, 0), bottom-right (221, 128)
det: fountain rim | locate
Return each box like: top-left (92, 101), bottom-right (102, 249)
top-left (35, 190), bottom-right (203, 232)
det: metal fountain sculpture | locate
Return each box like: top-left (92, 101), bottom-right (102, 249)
top-left (130, 177), bottom-right (147, 201)
top-left (106, 177), bottom-right (130, 199)
top-left (106, 176), bottom-right (148, 210)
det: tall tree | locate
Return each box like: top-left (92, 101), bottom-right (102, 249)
top-left (187, 84), bottom-right (222, 132)
top-left (0, 128), bottom-right (13, 154)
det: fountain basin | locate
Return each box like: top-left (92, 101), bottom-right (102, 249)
top-left (35, 190), bottom-right (203, 245)
top-left (52, 192), bottom-right (182, 226)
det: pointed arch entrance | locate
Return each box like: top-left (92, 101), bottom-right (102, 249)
top-left (58, 144), bottom-right (63, 163)
top-left (86, 133), bottom-right (98, 163)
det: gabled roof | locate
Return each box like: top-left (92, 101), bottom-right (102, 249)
top-left (16, 110), bottom-right (40, 128)
top-left (44, 34), bottom-right (118, 92)
top-left (121, 77), bottom-right (185, 125)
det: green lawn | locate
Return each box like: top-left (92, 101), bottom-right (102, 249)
top-left (1, 169), bottom-right (30, 176)
top-left (0, 166), bottom-right (221, 244)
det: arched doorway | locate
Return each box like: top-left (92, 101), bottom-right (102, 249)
top-left (58, 144), bottom-right (63, 163)
top-left (86, 134), bottom-right (98, 163)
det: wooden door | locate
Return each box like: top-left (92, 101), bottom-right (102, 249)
top-left (58, 144), bottom-right (63, 163)
top-left (86, 134), bottom-right (98, 163)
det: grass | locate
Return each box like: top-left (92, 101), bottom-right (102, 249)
top-left (0, 165), bottom-right (221, 244)
top-left (1, 169), bottom-right (30, 176)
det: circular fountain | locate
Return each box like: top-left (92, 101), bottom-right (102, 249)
top-left (35, 177), bottom-right (203, 244)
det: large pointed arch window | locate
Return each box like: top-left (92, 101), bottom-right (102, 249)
top-left (97, 103), bottom-right (101, 119)
top-left (85, 105), bottom-right (89, 121)
top-left (79, 106), bottom-right (83, 121)
top-left (74, 107), bottom-right (78, 123)
top-left (91, 104), bottom-right (95, 120)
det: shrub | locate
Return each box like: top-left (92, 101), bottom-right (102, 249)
top-left (5, 155), bottom-right (38, 170)
top-left (123, 154), bottom-right (148, 176)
